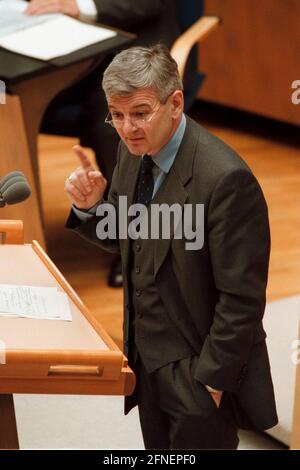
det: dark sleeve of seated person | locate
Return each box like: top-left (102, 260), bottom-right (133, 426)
top-left (94, 0), bottom-right (180, 48)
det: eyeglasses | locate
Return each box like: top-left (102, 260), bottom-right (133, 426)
top-left (104, 104), bottom-right (162, 129)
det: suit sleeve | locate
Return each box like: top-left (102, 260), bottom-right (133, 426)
top-left (194, 169), bottom-right (271, 393)
top-left (93, 0), bottom-right (164, 28)
top-left (65, 143), bottom-right (122, 255)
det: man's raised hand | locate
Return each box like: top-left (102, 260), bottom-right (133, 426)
top-left (64, 145), bottom-right (107, 210)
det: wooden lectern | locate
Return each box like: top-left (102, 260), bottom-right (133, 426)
top-left (0, 220), bottom-right (135, 450)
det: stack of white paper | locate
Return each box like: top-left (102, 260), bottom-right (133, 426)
top-left (0, 2), bottom-right (117, 61)
top-left (0, 0), bottom-right (61, 38)
top-left (0, 284), bottom-right (72, 321)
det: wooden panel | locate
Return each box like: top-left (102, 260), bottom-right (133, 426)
top-left (198, 0), bottom-right (300, 125)
top-left (0, 395), bottom-right (19, 449)
top-left (0, 95), bottom-right (45, 245)
top-left (0, 371), bottom-right (135, 396)
top-left (0, 58), bottom-right (94, 247)
top-left (0, 220), bottom-right (24, 244)
top-left (9, 58), bottom-right (95, 183)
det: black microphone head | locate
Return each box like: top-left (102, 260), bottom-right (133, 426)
top-left (2, 180), bottom-right (31, 205)
top-left (0, 171), bottom-right (26, 190)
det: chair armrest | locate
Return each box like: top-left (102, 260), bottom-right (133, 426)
top-left (171, 16), bottom-right (221, 79)
top-left (0, 220), bottom-right (24, 244)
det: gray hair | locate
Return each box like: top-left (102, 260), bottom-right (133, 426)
top-left (102, 44), bottom-right (183, 103)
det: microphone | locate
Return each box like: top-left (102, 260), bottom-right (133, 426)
top-left (0, 171), bottom-right (31, 208)
top-left (0, 171), bottom-right (26, 190)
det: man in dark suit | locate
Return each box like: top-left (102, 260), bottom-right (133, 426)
top-left (64, 44), bottom-right (277, 449)
top-left (26, 0), bottom-right (181, 287)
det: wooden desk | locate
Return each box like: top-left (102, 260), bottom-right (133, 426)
top-left (0, 26), bottom-right (133, 246)
top-left (0, 221), bottom-right (135, 449)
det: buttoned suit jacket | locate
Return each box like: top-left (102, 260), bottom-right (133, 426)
top-left (66, 116), bottom-right (278, 431)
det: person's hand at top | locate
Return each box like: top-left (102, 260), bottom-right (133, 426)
top-left (64, 145), bottom-right (107, 210)
top-left (25, 0), bottom-right (80, 18)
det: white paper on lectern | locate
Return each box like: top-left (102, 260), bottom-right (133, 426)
top-left (0, 14), bottom-right (117, 60)
top-left (0, 284), bottom-right (72, 321)
top-left (0, 0), bottom-right (60, 38)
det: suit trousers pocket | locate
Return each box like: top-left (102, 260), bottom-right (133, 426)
top-left (154, 355), bottom-right (218, 415)
top-left (152, 355), bottom-right (238, 449)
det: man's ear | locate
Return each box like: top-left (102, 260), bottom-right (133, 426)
top-left (170, 90), bottom-right (184, 118)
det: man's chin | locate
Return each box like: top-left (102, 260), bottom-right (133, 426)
top-left (126, 142), bottom-right (148, 155)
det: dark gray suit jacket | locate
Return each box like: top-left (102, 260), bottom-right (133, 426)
top-left (66, 116), bottom-right (278, 431)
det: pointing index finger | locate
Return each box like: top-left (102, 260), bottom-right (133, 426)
top-left (72, 145), bottom-right (94, 170)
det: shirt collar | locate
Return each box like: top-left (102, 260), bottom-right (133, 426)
top-left (151, 114), bottom-right (186, 174)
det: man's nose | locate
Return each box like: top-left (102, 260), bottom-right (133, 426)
top-left (122, 118), bottom-right (138, 133)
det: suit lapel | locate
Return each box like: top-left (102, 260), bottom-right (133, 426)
top-left (152, 168), bottom-right (188, 276)
top-left (153, 117), bottom-right (198, 276)
top-left (118, 152), bottom-right (140, 270)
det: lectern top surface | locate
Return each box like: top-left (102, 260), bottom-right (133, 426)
top-left (0, 244), bottom-right (108, 352)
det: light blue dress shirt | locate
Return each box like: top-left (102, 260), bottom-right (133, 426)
top-left (151, 113), bottom-right (186, 197)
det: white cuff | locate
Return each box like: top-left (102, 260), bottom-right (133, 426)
top-left (76, 0), bottom-right (98, 21)
top-left (205, 385), bottom-right (222, 393)
top-left (72, 201), bottom-right (98, 221)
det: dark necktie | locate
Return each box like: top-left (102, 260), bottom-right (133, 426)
top-left (136, 155), bottom-right (155, 206)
